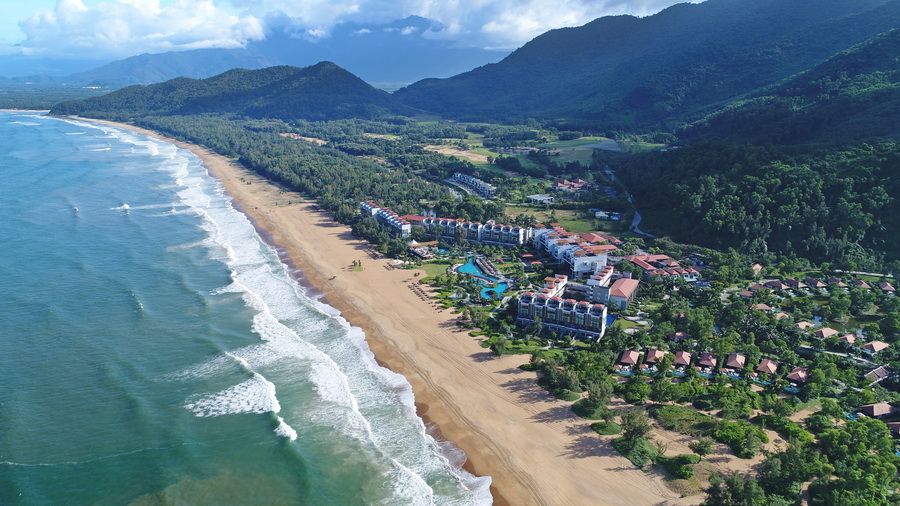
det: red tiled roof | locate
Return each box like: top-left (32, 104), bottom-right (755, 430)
top-left (610, 278), bottom-right (639, 300)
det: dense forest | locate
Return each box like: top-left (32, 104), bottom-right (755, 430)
top-left (680, 29), bottom-right (900, 144)
top-left (617, 140), bottom-right (899, 269)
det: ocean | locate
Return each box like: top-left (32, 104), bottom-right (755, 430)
top-left (0, 111), bottom-right (491, 505)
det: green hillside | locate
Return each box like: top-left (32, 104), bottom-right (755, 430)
top-left (681, 29), bottom-right (900, 143)
top-left (394, 0), bottom-right (900, 130)
top-left (51, 62), bottom-right (416, 121)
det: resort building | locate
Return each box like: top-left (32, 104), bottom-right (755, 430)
top-left (401, 215), bottom-right (533, 247)
top-left (360, 201), bottom-right (412, 237)
top-left (625, 254), bottom-right (699, 282)
top-left (553, 178), bottom-right (589, 192)
top-left (517, 288), bottom-right (608, 341)
top-left (531, 225), bottom-right (619, 278)
top-left (451, 172), bottom-right (496, 197)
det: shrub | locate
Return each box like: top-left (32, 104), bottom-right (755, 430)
top-left (590, 421), bottom-right (622, 435)
top-left (657, 454), bottom-right (701, 479)
top-left (752, 414), bottom-right (815, 445)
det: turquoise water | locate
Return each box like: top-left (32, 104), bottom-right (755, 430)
top-left (457, 259), bottom-right (507, 299)
top-left (0, 111), bottom-right (490, 505)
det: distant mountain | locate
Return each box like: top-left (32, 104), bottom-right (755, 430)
top-left (680, 29), bottom-right (900, 144)
top-left (2, 16), bottom-right (507, 89)
top-left (50, 62), bottom-right (416, 121)
top-left (394, 0), bottom-right (900, 129)
top-left (57, 49), bottom-right (278, 87)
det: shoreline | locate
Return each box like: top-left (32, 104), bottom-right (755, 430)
top-left (69, 115), bottom-right (689, 506)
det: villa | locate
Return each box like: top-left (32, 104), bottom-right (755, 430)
top-left (625, 254), bottom-right (699, 282)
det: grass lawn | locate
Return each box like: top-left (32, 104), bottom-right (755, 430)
top-left (618, 141), bottom-right (666, 153)
top-left (538, 136), bottom-right (610, 149)
top-left (555, 149), bottom-right (595, 165)
top-left (615, 319), bottom-right (644, 330)
top-left (418, 261), bottom-right (453, 278)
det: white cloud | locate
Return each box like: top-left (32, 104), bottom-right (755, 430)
top-left (12, 0), bottom-right (700, 57)
top-left (16, 0), bottom-right (264, 58)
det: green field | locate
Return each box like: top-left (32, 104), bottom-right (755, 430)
top-left (538, 136), bottom-right (610, 149)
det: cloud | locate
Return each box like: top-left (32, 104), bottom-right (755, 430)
top-left (16, 0), bottom-right (264, 58)
top-left (12, 0), bottom-right (700, 57)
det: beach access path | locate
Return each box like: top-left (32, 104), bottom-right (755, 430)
top-left (79, 117), bottom-right (691, 506)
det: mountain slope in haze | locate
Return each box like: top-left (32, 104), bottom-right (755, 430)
top-left (394, 0), bottom-right (900, 129)
top-left (50, 62), bottom-right (416, 121)
top-left (58, 49), bottom-right (278, 87)
top-left (680, 29), bottom-right (900, 144)
top-left (2, 16), bottom-right (507, 88)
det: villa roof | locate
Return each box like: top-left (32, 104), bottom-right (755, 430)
top-left (840, 334), bottom-right (856, 344)
top-left (670, 331), bottom-right (690, 342)
top-left (866, 366), bottom-right (892, 383)
top-left (797, 321), bottom-right (814, 330)
top-left (645, 349), bottom-right (667, 364)
top-left (852, 279), bottom-right (872, 289)
top-left (815, 327), bottom-right (838, 339)
top-left (757, 359), bottom-right (778, 375)
top-left (752, 303), bottom-right (772, 311)
top-left (725, 353), bottom-right (746, 370)
top-left (675, 351), bottom-right (692, 366)
top-left (619, 350), bottom-right (640, 365)
top-left (859, 402), bottom-right (897, 418)
top-left (786, 367), bottom-right (810, 383)
top-left (864, 341), bottom-right (890, 353)
top-left (879, 281), bottom-right (896, 292)
top-left (698, 352), bottom-right (717, 368)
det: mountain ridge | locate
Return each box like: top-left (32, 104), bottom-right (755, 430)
top-left (50, 62), bottom-right (416, 121)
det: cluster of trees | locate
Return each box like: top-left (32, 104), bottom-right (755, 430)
top-left (619, 140), bottom-right (899, 270)
top-left (705, 415), bottom-right (900, 505)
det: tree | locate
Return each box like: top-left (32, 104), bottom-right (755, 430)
top-left (703, 473), bottom-right (768, 506)
top-left (620, 408), bottom-right (652, 441)
top-left (689, 437), bottom-right (715, 459)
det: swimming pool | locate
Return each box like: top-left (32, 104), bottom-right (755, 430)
top-left (458, 258), bottom-right (508, 299)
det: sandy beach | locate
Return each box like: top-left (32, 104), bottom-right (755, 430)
top-left (78, 117), bottom-right (692, 505)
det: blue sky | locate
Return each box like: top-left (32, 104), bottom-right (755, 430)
top-left (2, 0), bottom-right (701, 59)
